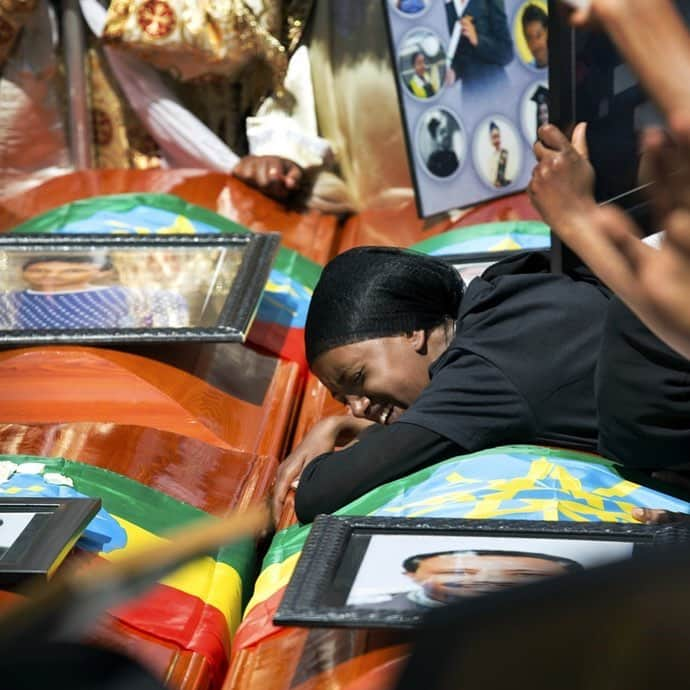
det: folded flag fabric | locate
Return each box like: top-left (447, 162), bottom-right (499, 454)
top-left (0, 453), bottom-right (255, 689)
top-left (410, 220), bottom-right (550, 255)
top-left (234, 445), bottom-right (690, 651)
top-left (9, 192), bottom-right (321, 370)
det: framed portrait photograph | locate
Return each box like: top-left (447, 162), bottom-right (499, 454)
top-left (0, 497), bottom-right (100, 587)
top-left (274, 515), bottom-right (690, 630)
top-left (384, 0), bottom-right (550, 217)
top-left (0, 233), bottom-right (280, 345)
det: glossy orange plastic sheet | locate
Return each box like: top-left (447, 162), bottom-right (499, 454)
top-left (227, 627), bottom-right (409, 690)
top-left (0, 346), bottom-right (300, 462)
top-left (0, 344), bottom-right (302, 689)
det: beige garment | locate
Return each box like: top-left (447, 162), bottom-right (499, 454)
top-left (309, 1), bottom-right (413, 211)
top-left (246, 44), bottom-right (331, 169)
top-left (88, 43), bottom-right (162, 169)
top-left (248, 0), bottom-right (414, 212)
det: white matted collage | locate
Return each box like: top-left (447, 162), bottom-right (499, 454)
top-left (385, 0), bottom-right (549, 216)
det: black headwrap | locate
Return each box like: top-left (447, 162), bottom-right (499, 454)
top-left (305, 246), bottom-right (464, 366)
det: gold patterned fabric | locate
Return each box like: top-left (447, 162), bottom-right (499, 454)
top-left (169, 0), bottom-right (313, 155)
top-left (87, 44), bottom-right (161, 169)
top-left (102, 0), bottom-right (288, 84)
top-left (0, 0), bottom-right (38, 68)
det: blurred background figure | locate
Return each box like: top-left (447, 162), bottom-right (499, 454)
top-left (444, 0), bottom-right (513, 98)
top-left (235, 1), bottom-right (415, 212)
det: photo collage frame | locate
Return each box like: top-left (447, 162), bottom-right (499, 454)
top-left (384, 0), bottom-right (549, 217)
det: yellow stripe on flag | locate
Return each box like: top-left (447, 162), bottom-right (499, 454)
top-left (243, 552), bottom-right (302, 618)
top-left (101, 516), bottom-right (243, 633)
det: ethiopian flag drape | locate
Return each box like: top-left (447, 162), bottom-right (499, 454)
top-left (0, 453), bottom-right (255, 688)
top-left (410, 220), bottom-right (551, 255)
top-left (234, 445), bottom-right (690, 651)
top-left (9, 193), bottom-right (321, 369)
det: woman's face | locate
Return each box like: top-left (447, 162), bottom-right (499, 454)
top-left (311, 334), bottom-right (431, 425)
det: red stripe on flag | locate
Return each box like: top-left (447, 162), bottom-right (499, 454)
top-left (248, 323), bottom-right (307, 373)
top-left (231, 587), bottom-right (287, 652)
top-left (112, 582), bottom-right (231, 684)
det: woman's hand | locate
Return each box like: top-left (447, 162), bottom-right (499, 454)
top-left (233, 155), bottom-right (304, 201)
top-left (271, 415), bottom-right (373, 523)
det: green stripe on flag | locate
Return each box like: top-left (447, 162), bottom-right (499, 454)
top-left (273, 247), bottom-right (321, 289)
top-left (9, 193), bottom-right (249, 235)
top-left (410, 220), bottom-right (550, 255)
top-left (1, 454), bottom-right (255, 581)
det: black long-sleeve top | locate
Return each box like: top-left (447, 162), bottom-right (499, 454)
top-left (295, 253), bottom-right (611, 523)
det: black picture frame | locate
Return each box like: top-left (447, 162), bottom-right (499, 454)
top-left (0, 497), bottom-right (101, 587)
top-left (274, 515), bottom-right (690, 630)
top-left (0, 233), bottom-right (280, 345)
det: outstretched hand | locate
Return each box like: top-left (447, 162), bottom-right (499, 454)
top-left (639, 118), bottom-right (690, 219)
top-left (233, 155), bottom-right (304, 202)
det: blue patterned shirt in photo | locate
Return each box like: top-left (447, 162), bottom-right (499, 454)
top-left (0, 286), bottom-right (189, 330)
top-left (0, 286), bottom-right (134, 329)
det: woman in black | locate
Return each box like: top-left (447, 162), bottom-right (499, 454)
top-left (273, 247), bottom-right (610, 523)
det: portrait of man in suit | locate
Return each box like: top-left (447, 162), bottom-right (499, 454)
top-left (444, 0), bottom-right (514, 97)
top-left (359, 549), bottom-right (582, 612)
